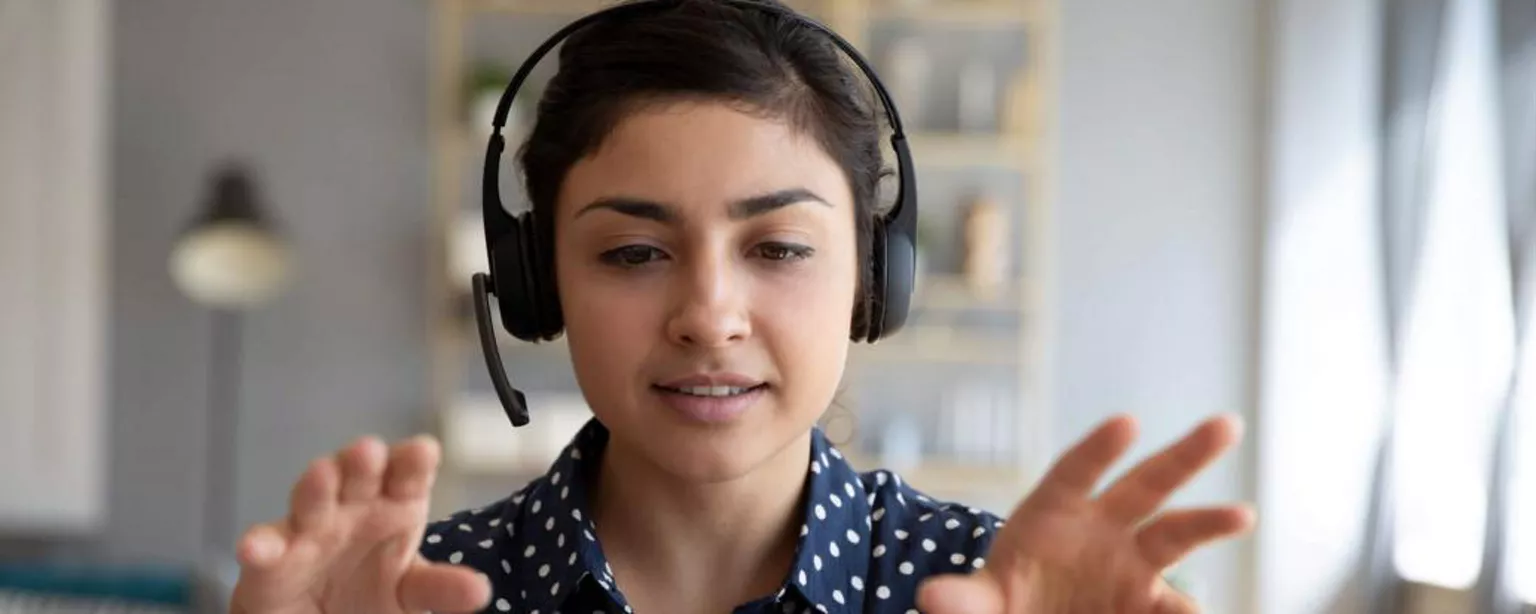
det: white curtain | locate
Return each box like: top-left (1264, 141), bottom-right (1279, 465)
top-left (1358, 0), bottom-right (1536, 611)
top-left (1487, 0), bottom-right (1536, 608)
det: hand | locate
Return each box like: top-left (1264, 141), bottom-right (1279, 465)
top-left (228, 435), bottom-right (492, 614)
top-left (916, 414), bottom-right (1255, 614)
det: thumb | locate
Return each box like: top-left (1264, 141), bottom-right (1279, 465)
top-left (916, 572), bottom-right (1004, 614)
top-left (397, 558), bottom-right (494, 613)
top-left (1151, 580), bottom-right (1201, 614)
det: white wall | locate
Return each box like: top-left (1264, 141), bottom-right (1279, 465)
top-left (0, 0), bottom-right (110, 535)
top-left (1055, 0), bottom-right (1266, 611)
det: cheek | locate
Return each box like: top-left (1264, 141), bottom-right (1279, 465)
top-left (756, 262), bottom-right (856, 338)
top-left (556, 258), bottom-right (660, 375)
top-left (754, 253), bottom-right (858, 398)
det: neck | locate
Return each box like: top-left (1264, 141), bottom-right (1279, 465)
top-left (590, 431), bottom-right (812, 611)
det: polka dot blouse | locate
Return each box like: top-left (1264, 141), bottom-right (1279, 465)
top-left (418, 419), bottom-right (1004, 613)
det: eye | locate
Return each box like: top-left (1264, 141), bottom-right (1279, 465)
top-left (599, 244), bottom-right (669, 268)
top-left (755, 242), bottom-right (815, 262)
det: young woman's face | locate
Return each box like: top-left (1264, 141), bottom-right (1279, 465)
top-left (554, 100), bottom-right (859, 482)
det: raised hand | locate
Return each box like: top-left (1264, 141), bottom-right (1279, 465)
top-left (228, 435), bottom-right (492, 614)
top-left (916, 414), bottom-right (1255, 614)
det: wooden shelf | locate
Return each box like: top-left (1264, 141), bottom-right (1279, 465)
top-left (869, 0), bottom-right (1040, 27)
top-left (456, 0), bottom-right (826, 17)
top-left (454, 0), bottom-right (1041, 28)
top-left (913, 273), bottom-right (1026, 312)
top-left (458, 0), bottom-right (621, 16)
top-left (841, 451), bottom-right (1035, 495)
top-left (908, 131), bottom-right (1038, 169)
top-left (852, 324), bottom-right (1019, 364)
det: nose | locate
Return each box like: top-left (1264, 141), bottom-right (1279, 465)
top-left (665, 253), bottom-right (752, 348)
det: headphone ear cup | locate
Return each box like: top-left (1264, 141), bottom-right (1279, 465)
top-left (525, 212), bottom-right (564, 339)
top-left (855, 222), bottom-right (889, 342)
top-left (493, 215), bottom-right (543, 341)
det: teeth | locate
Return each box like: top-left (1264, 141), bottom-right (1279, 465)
top-left (672, 385), bottom-right (754, 397)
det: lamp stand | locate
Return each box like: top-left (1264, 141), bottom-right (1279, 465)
top-left (203, 307), bottom-right (243, 556)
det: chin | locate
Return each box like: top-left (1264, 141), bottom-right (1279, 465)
top-left (605, 388), bottom-right (812, 483)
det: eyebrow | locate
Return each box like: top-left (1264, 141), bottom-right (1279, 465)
top-left (574, 188), bottom-right (831, 223)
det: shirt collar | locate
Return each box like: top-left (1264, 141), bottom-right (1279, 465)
top-left (511, 418), bottom-right (874, 614)
top-left (513, 419), bottom-right (623, 614)
top-left (785, 426), bottom-right (874, 613)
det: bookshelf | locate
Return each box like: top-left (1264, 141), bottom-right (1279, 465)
top-left (425, 0), bottom-right (1058, 515)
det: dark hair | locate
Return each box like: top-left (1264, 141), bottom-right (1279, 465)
top-left (517, 0), bottom-right (888, 330)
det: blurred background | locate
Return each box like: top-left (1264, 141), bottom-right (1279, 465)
top-left (1, 0), bottom-right (1532, 612)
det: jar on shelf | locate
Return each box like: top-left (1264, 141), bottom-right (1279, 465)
top-left (961, 194), bottom-right (1010, 296)
top-left (1003, 67), bottom-right (1041, 135)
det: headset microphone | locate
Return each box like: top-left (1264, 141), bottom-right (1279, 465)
top-left (472, 0), bottom-right (918, 429)
top-left (473, 272), bottom-right (529, 426)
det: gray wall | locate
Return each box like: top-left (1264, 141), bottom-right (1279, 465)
top-left (104, 0), bottom-right (431, 564)
top-left (1055, 0), bottom-right (1265, 611)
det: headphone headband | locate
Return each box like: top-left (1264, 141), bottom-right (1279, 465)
top-left (482, 0), bottom-right (916, 260)
top-left (473, 0), bottom-right (919, 427)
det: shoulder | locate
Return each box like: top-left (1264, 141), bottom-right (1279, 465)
top-left (417, 484), bottom-right (533, 576)
top-left (855, 466), bottom-right (1006, 576)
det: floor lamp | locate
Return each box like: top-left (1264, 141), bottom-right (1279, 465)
top-left (168, 162), bottom-right (292, 569)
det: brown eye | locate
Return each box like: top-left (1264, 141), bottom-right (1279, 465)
top-left (756, 242), bottom-right (814, 262)
top-left (600, 245), bottom-right (668, 268)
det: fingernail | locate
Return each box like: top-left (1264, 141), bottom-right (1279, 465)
top-left (247, 533), bottom-right (283, 562)
top-left (1225, 413), bottom-right (1246, 437)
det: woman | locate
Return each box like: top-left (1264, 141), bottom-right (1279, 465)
top-left (228, 1), bottom-right (1254, 612)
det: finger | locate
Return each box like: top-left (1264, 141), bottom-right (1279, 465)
top-left (1030, 414), bottom-right (1138, 504)
top-left (231, 522), bottom-right (305, 611)
top-left (383, 435), bottom-right (441, 501)
top-left (1098, 414), bottom-right (1244, 525)
top-left (1136, 505), bottom-right (1256, 569)
top-left (235, 522), bottom-right (290, 570)
top-left (289, 456), bottom-right (341, 534)
top-left (916, 571), bottom-right (1004, 614)
top-left (337, 436), bottom-right (388, 503)
top-left (397, 559), bottom-right (494, 613)
top-left (1152, 581), bottom-right (1202, 614)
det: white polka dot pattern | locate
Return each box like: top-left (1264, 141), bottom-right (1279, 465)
top-left (416, 417), bottom-right (1001, 613)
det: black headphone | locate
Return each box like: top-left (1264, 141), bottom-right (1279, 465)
top-left (471, 0), bottom-right (918, 428)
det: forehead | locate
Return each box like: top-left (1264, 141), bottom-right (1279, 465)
top-left (557, 101), bottom-right (852, 217)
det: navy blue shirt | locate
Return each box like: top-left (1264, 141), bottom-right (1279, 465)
top-left (419, 418), bottom-right (1004, 613)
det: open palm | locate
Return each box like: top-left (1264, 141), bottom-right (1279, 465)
top-left (917, 414), bottom-right (1255, 613)
top-left (229, 436), bottom-right (490, 614)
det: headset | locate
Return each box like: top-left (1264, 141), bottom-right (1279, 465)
top-left (470, 0), bottom-right (918, 428)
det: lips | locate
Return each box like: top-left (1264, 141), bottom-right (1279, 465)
top-left (659, 384), bottom-right (764, 397)
top-left (654, 373), bottom-right (766, 396)
top-left (651, 372), bottom-right (769, 423)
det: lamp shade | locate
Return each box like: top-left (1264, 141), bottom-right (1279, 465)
top-left (169, 164), bottom-right (291, 309)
